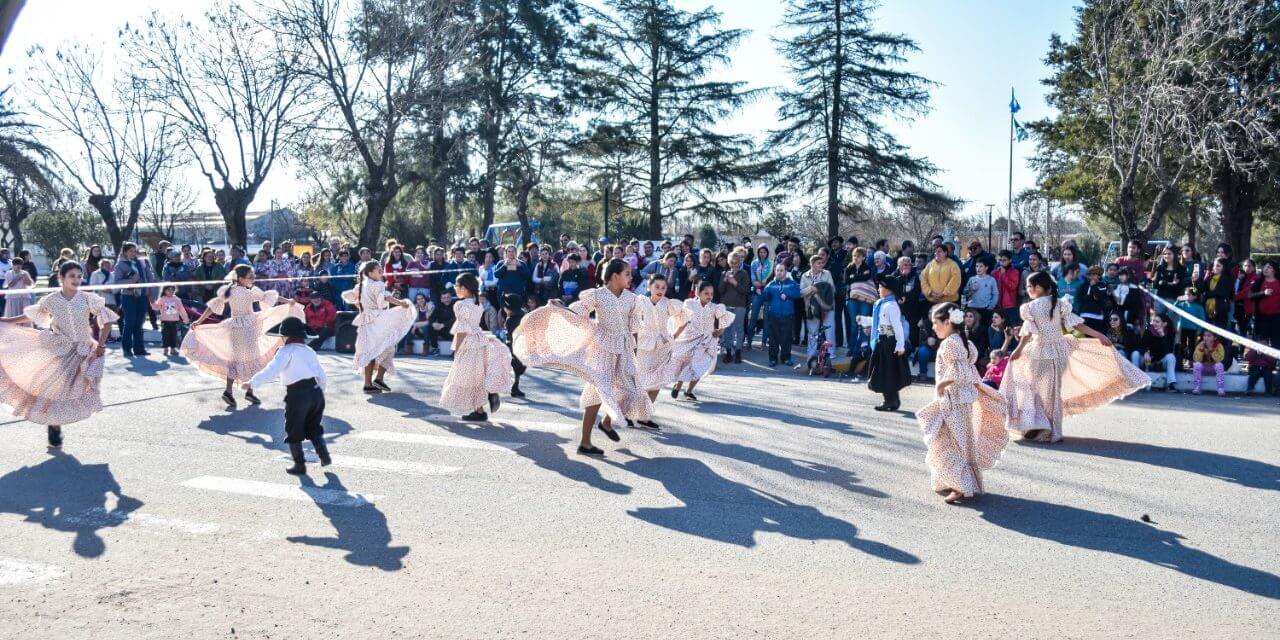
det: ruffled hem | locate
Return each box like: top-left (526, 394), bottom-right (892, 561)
top-left (1002, 336), bottom-right (1149, 434)
top-left (0, 324), bottom-right (104, 425)
top-left (352, 305), bottom-right (417, 373)
top-left (439, 333), bottom-right (515, 413)
top-left (671, 333), bottom-right (720, 383)
top-left (916, 385), bottom-right (1009, 496)
top-left (180, 303), bottom-right (303, 382)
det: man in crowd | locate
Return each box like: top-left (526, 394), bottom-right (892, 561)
top-left (495, 245), bottom-right (532, 306)
top-left (328, 248), bottom-right (358, 309)
top-left (162, 248), bottom-right (194, 299)
top-left (761, 263), bottom-right (802, 367)
top-left (1008, 231), bottom-right (1031, 271)
top-left (962, 240), bottom-right (995, 280)
top-left (112, 242), bottom-right (156, 357)
top-left (297, 289), bottom-right (337, 351)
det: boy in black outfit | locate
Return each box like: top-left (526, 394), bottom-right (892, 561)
top-left (246, 317), bottom-right (331, 475)
top-left (501, 293), bottom-right (528, 397)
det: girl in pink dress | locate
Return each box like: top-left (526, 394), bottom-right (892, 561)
top-left (439, 273), bottom-right (514, 421)
top-left (0, 261), bottom-right (117, 447)
top-left (341, 261), bottom-right (416, 393)
top-left (669, 281), bottom-right (736, 402)
top-left (1001, 271), bottom-right (1149, 443)
top-left (633, 273), bottom-right (683, 428)
top-left (182, 264), bottom-right (304, 408)
top-left (915, 303), bottom-right (1009, 504)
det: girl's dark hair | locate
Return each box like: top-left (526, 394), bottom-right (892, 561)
top-left (455, 272), bottom-right (481, 305)
top-left (162, 285), bottom-right (177, 296)
top-left (602, 258), bottom-right (628, 284)
top-left (58, 260), bottom-right (83, 277)
top-left (356, 259), bottom-right (380, 306)
top-left (226, 264), bottom-right (254, 298)
top-left (648, 272), bottom-right (667, 284)
top-left (696, 279), bottom-right (715, 294)
top-left (1028, 270), bottom-right (1058, 316)
top-left (930, 302), bottom-right (972, 353)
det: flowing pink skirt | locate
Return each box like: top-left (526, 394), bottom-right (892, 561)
top-left (181, 304), bottom-right (304, 382)
top-left (916, 384), bottom-right (1009, 496)
top-left (0, 325), bottom-right (106, 426)
top-left (439, 332), bottom-right (514, 413)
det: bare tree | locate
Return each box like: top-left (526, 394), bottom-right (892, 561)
top-left (140, 177), bottom-right (197, 242)
top-left (1083, 0), bottom-right (1191, 245)
top-left (272, 0), bottom-right (471, 250)
top-left (504, 108), bottom-right (572, 242)
top-left (126, 4), bottom-right (308, 248)
top-left (26, 43), bottom-right (176, 254)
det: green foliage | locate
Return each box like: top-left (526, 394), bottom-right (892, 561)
top-left (25, 207), bottom-right (108, 257)
top-left (698, 225), bottom-right (718, 250)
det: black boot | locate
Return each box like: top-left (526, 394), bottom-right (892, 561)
top-left (488, 393), bottom-right (501, 414)
top-left (286, 442), bottom-right (307, 475)
top-left (311, 438), bottom-right (332, 466)
top-left (510, 381), bottom-right (526, 398)
top-left (47, 425), bottom-right (63, 448)
top-left (734, 350), bottom-right (742, 364)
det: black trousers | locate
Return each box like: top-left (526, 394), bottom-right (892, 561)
top-left (284, 379), bottom-right (326, 444)
top-left (767, 315), bottom-right (794, 361)
top-left (161, 321), bottom-right (181, 349)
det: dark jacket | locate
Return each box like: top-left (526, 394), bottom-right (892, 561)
top-left (717, 267), bottom-right (751, 308)
top-left (1152, 263), bottom-right (1186, 300)
top-left (494, 261), bottom-right (532, 299)
top-left (1076, 281), bottom-right (1110, 318)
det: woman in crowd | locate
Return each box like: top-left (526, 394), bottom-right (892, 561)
top-left (1152, 246), bottom-right (1186, 300)
top-left (1250, 261), bottom-right (1280, 346)
top-left (866, 278), bottom-right (911, 412)
top-left (513, 259), bottom-right (651, 456)
top-left (83, 244), bottom-right (104, 274)
top-left (1002, 272), bottom-right (1149, 443)
top-left (1202, 258), bottom-right (1236, 330)
top-left (531, 245), bottom-right (559, 303)
top-left (669, 280), bottom-right (735, 402)
top-left (3, 257), bottom-right (34, 317)
top-left (1181, 244), bottom-right (1205, 289)
top-left (914, 302), bottom-right (1009, 504)
top-left (341, 260), bottom-right (416, 394)
top-left (439, 273), bottom-right (514, 422)
top-left (1049, 245), bottom-right (1087, 282)
top-left (1234, 258), bottom-right (1260, 338)
top-left (634, 273), bottom-right (682, 427)
top-left (0, 261), bottom-right (117, 448)
top-left (747, 243), bottom-right (774, 349)
top-left (383, 244), bottom-right (412, 297)
top-left (1104, 311), bottom-right (1141, 363)
top-left (183, 264), bottom-right (305, 408)
top-left (1136, 312), bottom-right (1179, 392)
top-left (843, 247), bottom-right (876, 353)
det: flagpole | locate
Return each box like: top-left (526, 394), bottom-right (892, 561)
top-left (1007, 88), bottom-right (1014, 246)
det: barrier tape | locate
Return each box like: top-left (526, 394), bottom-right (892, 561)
top-left (1139, 286), bottom-right (1280, 360)
top-left (0, 266), bottom-right (480, 297)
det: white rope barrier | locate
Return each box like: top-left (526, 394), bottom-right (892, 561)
top-left (0, 266), bottom-right (479, 298)
top-left (1140, 286), bottom-right (1280, 360)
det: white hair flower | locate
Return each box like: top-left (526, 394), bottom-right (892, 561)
top-left (948, 308), bottom-right (964, 324)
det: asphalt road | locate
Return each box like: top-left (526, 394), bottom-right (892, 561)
top-left (0, 349), bottom-right (1275, 639)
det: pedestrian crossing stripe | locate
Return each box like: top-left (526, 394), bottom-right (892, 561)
top-left (180, 475), bottom-right (380, 507)
top-left (273, 454), bottom-right (461, 476)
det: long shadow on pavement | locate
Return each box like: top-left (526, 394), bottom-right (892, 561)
top-left (287, 472), bottom-right (408, 571)
top-left (195, 408), bottom-right (354, 451)
top-left (433, 419), bottom-right (632, 495)
top-left (123, 356), bottom-right (172, 377)
top-left (653, 430), bottom-right (888, 498)
top-left (694, 399), bottom-right (876, 437)
top-left (604, 450), bottom-right (917, 563)
top-left (0, 451), bottom-right (143, 558)
top-left (1051, 437), bottom-right (1278, 491)
top-left (972, 494), bottom-right (1280, 599)
top-left (366, 389), bottom-right (452, 420)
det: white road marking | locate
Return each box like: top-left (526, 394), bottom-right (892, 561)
top-left (273, 454), bottom-right (460, 477)
top-left (352, 430), bottom-right (525, 452)
top-left (0, 557), bottom-right (64, 586)
top-left (180, 476), bottom-right (380, 507)
top-left (56, 508), bottom-right (220, 535)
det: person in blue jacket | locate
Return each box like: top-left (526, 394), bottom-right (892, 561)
top-left (760, 263), bottom-right (802, 367)
top-left (327, 249), bottom-right (358, 310)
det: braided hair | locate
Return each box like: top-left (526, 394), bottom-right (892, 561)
top-left (929, 302), bottom-right (973, 354)
top-left (356, 260), bottom-right (381, 308)
top-left (455, 272), bottom-right (481, 305)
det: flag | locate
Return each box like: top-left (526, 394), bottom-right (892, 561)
top-left (1013, 118), bottom-right (1029, 142)
top-left (1009, 89), bottom-right (1021, 114)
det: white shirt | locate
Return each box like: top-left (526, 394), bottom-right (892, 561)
top-left (249, 343), bottom-right (328, 390)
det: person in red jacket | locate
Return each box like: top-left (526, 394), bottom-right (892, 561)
top-left (295, 289), bottom-right (337, 350)
top-left (1234, 258), bottom-right (1260, 337)
top-left (993, 250), bottom-right (1022, 325)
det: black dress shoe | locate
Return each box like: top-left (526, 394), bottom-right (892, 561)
top-left (461, 410), bottom-right (488, 422)
top-left (873, 404), bottom-right (892, 411)
top-left (577, 445), bottom-right (605, 456)
top-left (372, 380), bottom-right (392, 392)
top-left (734, 351), bottom-right (742, 364)
top-left (683, 391), bottom-right (699, 402)
top-left (488, 393), bottom-right (501, 414)
top-left (670, 387), bottom-right (679, 399)
top-left (363, 385), bottom-right (383, 394)
top-left (244, 390), bottom-right (262, 406)
top-left (221, 391), bottom-right (237, 408)
top-left (133, 351), bottom-right (151, 357)
top-left (723, 352), bottom-right (733, 364)
top-left (598, 421), bottom-right (621, 442)
top-left (636, 420), bottom-right (661, 430)
top-left (47, 426), bottom-right (63, 448)
top-left (510, 384), bottom-right (526, 398)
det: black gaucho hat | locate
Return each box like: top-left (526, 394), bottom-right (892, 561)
top-left (269, 316), bottom-right (309, 340)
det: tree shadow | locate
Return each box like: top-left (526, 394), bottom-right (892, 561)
top-left (195, 408), bottom-right (353, 452)
top-left (653, 430), bottom-right (888, 498)
top-left (1054, 437), bottom-right (1278, 491)
top-left (286, 472), bottom-right (408, 571)
top-left (123, 356), bottom-right (171, 377)
top-left (693, 399), bottom-right (876, 437)
top-left (0, 451), bottom-right (143, 558)
top-left (433, 419), bottom-right (632, 495)
top-left (972, 494), bottom-right (1279, 599)
top-left (604, 451), bottom-right (917, 562)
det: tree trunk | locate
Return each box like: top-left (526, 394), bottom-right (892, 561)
top-left (88, 194), bottom-right (129, 255)
top-left (516, 180), bottom-right (534, 244)
top-left (826, 0), bottom-right (843, 241)
top-left (1186, 199), bottom-right (1200, 247)
top-left (429, 127), bottom-right (449, 243)
top-left (1213, 166), bottom-right (1258, 259)
top-left (481, 131), bottom-right (499, 231)
top-left (213, 186), bottom-right (254, 249)
top-left (9, 223), bottom-right (23, 254)
top-left (359, 168), bottom-right (397, 251)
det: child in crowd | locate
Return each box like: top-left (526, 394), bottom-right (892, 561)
top-left (982, 349), bottom-right (1010, 389)
top-left (847, 319), bottom-right (873, 380)
top-left (1243, 340), bottom-right (1276, 396)
top-left (1112, 268), bottom-right (1143, 327)
top-left (1076, 265), bottom-right (1110, 334)
top-left (1174, 288), bottom-right (1207, 367)
top-left (1191, 332), bottom-right (1227, 396)
top-left (429, 290), bottom-right (456, 354)
top-left (1057, 263), bottom-right (1083, 301)
top-left (151, 285), bottom-right (191, 356)
top-left (1102, 263), bottom-right (1121, 287)
top-left (915, 325), bottom-right (938, 382)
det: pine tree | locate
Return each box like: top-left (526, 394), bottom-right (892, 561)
top-left (769, 0), bottom-right (949, 241)
top-left (579, 0), bottom-right (767, 238)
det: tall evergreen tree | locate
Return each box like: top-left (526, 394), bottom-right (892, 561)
top-left (768, 0), bottom-right (949, 240)
top-left (580, 0), bottom-right (767, 238)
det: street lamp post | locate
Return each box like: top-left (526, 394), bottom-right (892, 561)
top-left (985, 204), bottom-right (994, 251)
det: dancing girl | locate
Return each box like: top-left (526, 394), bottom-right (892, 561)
top-left (341, 260), bottom-right (416, 394)
top-left (440, 273), bottom-right (515, 422)
top-left (669, 280), bottom-right (736, 402)
top-left (633, 273), bottom-right (682, 427)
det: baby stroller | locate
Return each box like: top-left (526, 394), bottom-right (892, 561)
top-left (805, 282), bottom-right (835, 378)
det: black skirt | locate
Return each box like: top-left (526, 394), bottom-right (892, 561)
top-left (867, 337), bottom-right (911, 394)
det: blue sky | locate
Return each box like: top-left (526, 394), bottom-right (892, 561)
top-left (3, 0), bottom-right (1081, 218)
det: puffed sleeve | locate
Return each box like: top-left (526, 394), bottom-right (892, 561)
top-left (255, 286), bottom-right (280, 307)
top-left (1017, 302), bottom-right (1036, 337)
top-left (24, 294), bottom-right (55, 325)
top-left (207, 286), bottom-right (230, 315)
top-left (85, 292), bottom-right (119, 324)
top-left (628, 296), bottom-right (644, 333)
top-left (935, 337), bottom-right (961, 384)
top-left (568, 287), bottom-right (596, 317)
top-left (681, 298), bottom-right (700, 322)
top-left (713, 303), bottom-right (736, 328)
top-left (340, 287), bottom-right (358, 305)
top-left (1058, 296), bottom-right (1083, 330)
